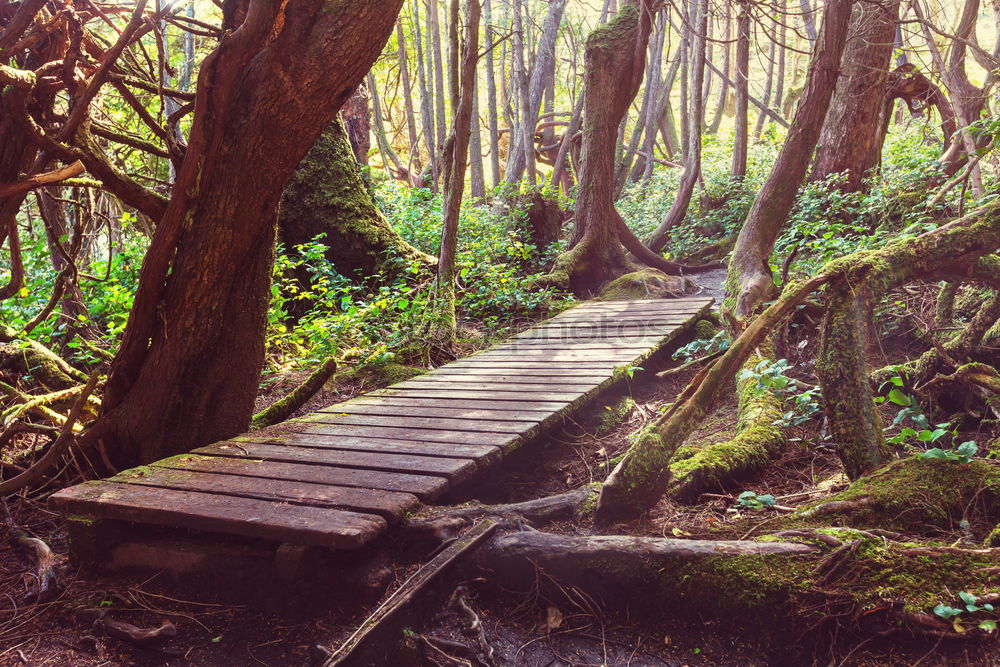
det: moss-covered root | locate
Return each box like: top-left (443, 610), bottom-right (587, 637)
top-left (331, 361), bottom-right (425, 391)
top-left (251, 357), bottom-right (337, 429)
top-left (597, 269), bottom-right (691, 301)
top-left (816, 279), bottom-right (890, 480)
top-left (476, 529), bottom-right (1000, 645)
top-left (595, 275), bottom-right (830, 522)
top-left (790, 457), bottom-right (1000, 538)
top-left (0, 324), bottom-right (87, 390)
top-left (668, 349), bottom-right (786, 502)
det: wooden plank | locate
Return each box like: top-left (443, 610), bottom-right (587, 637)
top-left (153, 454), bottom-right (449, 501)
top-left (294, 422), bottom-right (518, 448)
top-left (318, 401), bottom-right (551, 423)
top-left (443, 359), bottom-right (616, 370)
top-left (392, 380), bottom-right (596, 393)
top-left (49, 482), bottom-right (386, 550)
top-left (235, 434), bottom-right (503, 464)
top-left (410, 372), bottom-right (611, 384)
top-left (299, 412), bottom-right (532, 435)
top-left (422, 367), bottom-right (613, 379)
top-left (558, 299), bottom-right (712, 312)
top-left (345, 395), bottom-right (569, 412)
top-left (109, 466), bottom-right (419, 523)
top-left (489, 340), bottom-right (664, 350)
top-left (369, 388), bottom-right (581, 402)
top-left (191, 442), bottom-right (478, 484)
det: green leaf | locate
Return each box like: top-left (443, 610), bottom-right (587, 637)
top-left (887, 388), bottom-right (911, 406)
top-left (956, 441), bottom-right (978, 458)
top-left (933, 604), bottom-right (962, 619)
top-left (757, 494), bottom-right (777, 507)
top-left (978, 619), bottom-right (997, 632)
top-left (919, 448), bottom-right (949, 460)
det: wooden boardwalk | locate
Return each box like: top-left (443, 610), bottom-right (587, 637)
top-left (50, 298), bottom-right (712, 552)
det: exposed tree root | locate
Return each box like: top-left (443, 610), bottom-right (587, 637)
top-left (667, 345), bottom-right (786, 502)
top-left (250, 357), bottom-right (337, 429)
top-left (596, 274), bottom-right (831, 521)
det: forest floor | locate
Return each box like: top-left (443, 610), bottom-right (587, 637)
top-left (3, 282), bottom-right (998, 665)
top-left (4, 363), bottom-right (998, 665)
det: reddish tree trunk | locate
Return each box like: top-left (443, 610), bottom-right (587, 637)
top-left (811, 0), bottom-right (900, 191)
top-left (93, 0), bottom-right (404, 468)
top-left (727, 0), bottom-right (853, 318)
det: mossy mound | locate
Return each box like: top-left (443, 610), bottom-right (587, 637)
top-left (692, 318), bottom-right (719, 340)
top-left (792, 457), bottom-right (1000, 539)
top-left (596, 396), bottom-right (636, 435)
top-left (598, 269), bottom-right (693, 301)
top-left (331, 361), bottom-right (425, 391)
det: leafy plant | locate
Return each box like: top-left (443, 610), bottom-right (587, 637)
top-left (738, 358), bottom-right (823, 427)
top-left (736, 491), bottom-right (777, 510)
top-left (673, 330), bottom-right (731, 361)
top-left (920, 441), bottom-right (978, 464)
top-left (933, 592), bottom-right (996, 633)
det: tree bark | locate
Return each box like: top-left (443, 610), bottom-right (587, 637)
top-left (731, 0), bottom-right (751, 180)
top-left (483, 0), bottom-right (501, 188)
top-left (645, 0), bottom-right (708, 253)
top-left (91, 0), bottom-right (406, 468)
top-left (727, 0), bottom-right (853, 318)
top-left (339, 83), bottom-right (372, 166)
top-left (811, 0), bottom-right (900, 191)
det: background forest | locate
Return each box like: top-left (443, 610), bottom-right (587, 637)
top-left (2, 0), bottom-right (1000, 663)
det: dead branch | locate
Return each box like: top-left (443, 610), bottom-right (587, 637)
top-left (1, 499), bottom-right (60, 602)
top-left (251, 357), bottom-right (338, 428)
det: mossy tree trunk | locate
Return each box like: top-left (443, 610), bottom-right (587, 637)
top-left (90, 0), bottom-right (406, 469)
top-left (278, 116), bottom-right (432, 290)
top-left (818, 203), bottom-right (1000, 479)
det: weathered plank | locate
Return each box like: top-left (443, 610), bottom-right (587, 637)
top-left (299, 412), bottom-right (531, 435)
top-left (392, 380), bottom-right (596, 393)
top-left (191, 442), bottom-right (479, 483)
top-left (235, 434), bottom-right (503, 464)
top-left (344, 394), bottom-right (568, 413)
top-left (319, 402), bottom-right (550, 423)
top-left (422, 367), bottom-right (614, 379)
top-left (369, 388), bottom-right (581, 402)
top-left (152, 454), bottom-right (450, 500)
top-left (109, 466), bottom-right (420, 523)
top-left (415, 371), bottom-right (611, 384)
top-left (294, 422), bottom-right (518, 448)
top-left (49, 482), bottom-right (386, 549)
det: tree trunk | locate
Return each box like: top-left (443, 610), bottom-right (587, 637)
top-left (412, 0), bottom-right (438, 188)
top-left (645, 0), bottom-right (708, 253)
top-left (483, 0), bottom-right (501, 188)
top-left (278, 116), bottom-right (430, 290)
top-left (427, 0), bottom-right (480, 346)
top-left (546, 1), bottom-right (655, 294)
top-left (430, 0), bottom-right (448, 150)
top-left (731, 0), bottom-right (751, 180)
top-left (396, 18), bottom-right (421, 174)
top-left (811, 0), bottom-right (900, 191)
top-left (727, 0), bottom-right (853, 318)
top-left (752, 24), bottom-right (777, 140)
top-left (91, 0), bottom-right (405, 468)
top-left (340, 83), bottom-right (372, 166)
